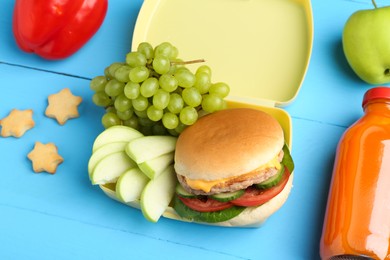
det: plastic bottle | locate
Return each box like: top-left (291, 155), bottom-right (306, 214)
top-left (320, 87), bottom-right (390, 260)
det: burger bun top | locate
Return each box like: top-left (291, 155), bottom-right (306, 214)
top-left (174, 108), bottom-right (285, 181)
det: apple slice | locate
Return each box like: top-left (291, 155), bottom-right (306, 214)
top-left (138, 152), bottom-right (174, 179)
top-left (88, 142), bottom-right (127, 177)
top-left (125, 136), bottom-right (177, 164)
top-left (92, 125), bottom-right (143, 152)
top-left (116, 168), bottom-right (149, 203)
top-left (90, 152), bottom-right (137, 185)
top-left (140, 165), bottom-right (177, 222)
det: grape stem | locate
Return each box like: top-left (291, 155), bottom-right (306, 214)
top-left (171, 59), bottom-right (205, 65)
top-left (372, 0), bottom-right (377, 8)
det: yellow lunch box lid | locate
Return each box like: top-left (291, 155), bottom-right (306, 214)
top-left (131, 0), bottom-right (313, 146)
top-left (132, 0), bottom-right (313, 107)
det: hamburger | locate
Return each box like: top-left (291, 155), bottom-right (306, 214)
top-left (173, 108), bottom-right (294, 227)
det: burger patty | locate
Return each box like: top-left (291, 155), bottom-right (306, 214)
top-left (177, 151), bottom-right (284, 196)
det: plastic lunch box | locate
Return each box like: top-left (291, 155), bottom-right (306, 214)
top-left (99, 0), bottom-right (314, 223)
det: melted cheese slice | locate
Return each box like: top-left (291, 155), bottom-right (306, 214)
top-left (185, 155), bottom-right (282, 193)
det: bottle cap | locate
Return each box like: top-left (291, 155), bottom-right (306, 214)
top-left (362, 87), bottom-right (390, 107)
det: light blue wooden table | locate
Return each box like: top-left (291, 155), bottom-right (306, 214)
top-left (0, 0), bottom-right (386, 259)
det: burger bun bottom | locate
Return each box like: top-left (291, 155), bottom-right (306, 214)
top-left (100, 173), bottom-right (293, 228)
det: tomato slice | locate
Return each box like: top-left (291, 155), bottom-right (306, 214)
top-left (177, 196), bottom-right (233, 212)
top-left (230, 168), bottom-right (291, 207)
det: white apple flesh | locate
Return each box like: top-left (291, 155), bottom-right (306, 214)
top-left (90, 152), bottom-right (137, 185)
top-left (88, 142), bottom-right (127, 177)
top-left (116, 168), bottom-right (149, 203)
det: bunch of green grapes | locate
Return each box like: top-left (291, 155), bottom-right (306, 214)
top-left (90, 42), bottom-right (230, 136)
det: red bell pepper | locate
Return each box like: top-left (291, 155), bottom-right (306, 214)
top-left (12, 0), bottom-right (108, 60)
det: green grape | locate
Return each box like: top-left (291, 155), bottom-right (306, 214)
top-left (91, 42), bottom-right (232, 136)
top-left (137, 42), bottom-right (154, 60)
top-left (124, 81), bottom-right (140, 99)
top-left (173, 86), bottom-right (183, 95)
top-left (196, 65), bottom-right (212, 77)
top-left (180, 106), bottom-right (198, 125)
top-left (139, 125), bottom-right (153, 136)
top-left (194, 71), bottom-right (211, 94)
top-left (152, 123), bottom-right (168, 135)
top-left (92, 91), bottom-right (111, 107)
top-left (162, 112), bottom-right (179, 129)
top-left (209, 82), bottom-right (230, 98)
top-left (132, 95), bottom-right (149, 111)
top-left (153, 56), bottom-right (171, 75)
top-left (90, 76), bottom-right (107, 92)
top-left (138, 117), bottom-right (155, 127)
top-left (129, 66), bottom-right (149, 83)
top-left (102, 112), bottom-right (122, 128)
top-left (126, 52), bottom-right (147, 67)
top-left (105, 79), bottom-right (125, 97)
top-left (175, 69), bottom-right (196, 88)
top-left (114, 65), bottom-right (131, 82)
top-left (167, 64), bottom-right (178, 75)
top-left (167, 93), bottom-right (184, 114)
top-left (123, 116), bottom-right (139, 130)
top-left (167, 128), bottom-right (180, 137)
top-left (175, 122), bottom-right (187, 134)
top-left (108, 63), bottom-right (124, 78)
top-left (182, 87), bottom-right (202, 107)
top-left (114, 93), bottom-right (132, 112)
top-left (201, 94), bottom-right (224, 113)
top-left (153, 89), bottom-right (170, 109)
top-left (168, 59), bottom-right (185, 75)
top-left (197, 109), bottom-right (209, 118)
top-left (140, 77), bottom-right (159, 98)
top-left (169, 46), bottom-right (179, 60)
top-left (159, 74), bottom-right (178, 92)
top-left (134, 109), bottom-right (148, 118)
top-left (154, 42), bottom-right (173, 58)
top-left (146, 105), bottom-right (163, 121)
top-left (105, 106), bottom-right (116, 114)
top-left (116, 108), bottom-right (133, 121)
top-left (174, 66), bottom-right (189, 74)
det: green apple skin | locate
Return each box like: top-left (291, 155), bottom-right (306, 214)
top-left (343, 6), bottom-right (390, 84)
top-left (138, 152), bottom-right (174, 179)
top-left (92, 125), bottom-right (143, 152)
top-left (140, 165), bottom-right (177, 223)
top-left (88, 142), bottom-right (127, 177)
top-left (91, 152), bottom-right (137, 185)
top-left (126, 136), bottom-right (177, 164)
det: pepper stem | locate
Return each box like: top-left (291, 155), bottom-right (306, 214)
top-left (372, 0), bottom-right (377, 8)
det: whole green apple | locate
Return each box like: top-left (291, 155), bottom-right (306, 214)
top-left (343, 0), bottom-right (390, 85)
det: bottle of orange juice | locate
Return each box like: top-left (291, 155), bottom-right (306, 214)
top-left (320, 87), bottom-right (390, 260)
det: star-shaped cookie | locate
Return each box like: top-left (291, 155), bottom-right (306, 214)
top-left (0, 109), bottom-right (35, 137)
top-left (45, 88), bottom-right (82, 125)
top-left (27, 142), bottom-right (64, 174)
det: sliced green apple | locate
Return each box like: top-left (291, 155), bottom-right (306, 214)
top-left (138, 152), bottom-right (174, 179)
top-left (116, 168), bottom-right (150, 203)
top-left (90, 152), bottom-right (137, 185)
top-left (88, 142), bottom-right (127, 177)
top-left (125, 136), bottom-right (177, 164)
top-left (140, 165), bottom-right (177, 222)
top-left (92, 125), bottom-right (143, 152)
